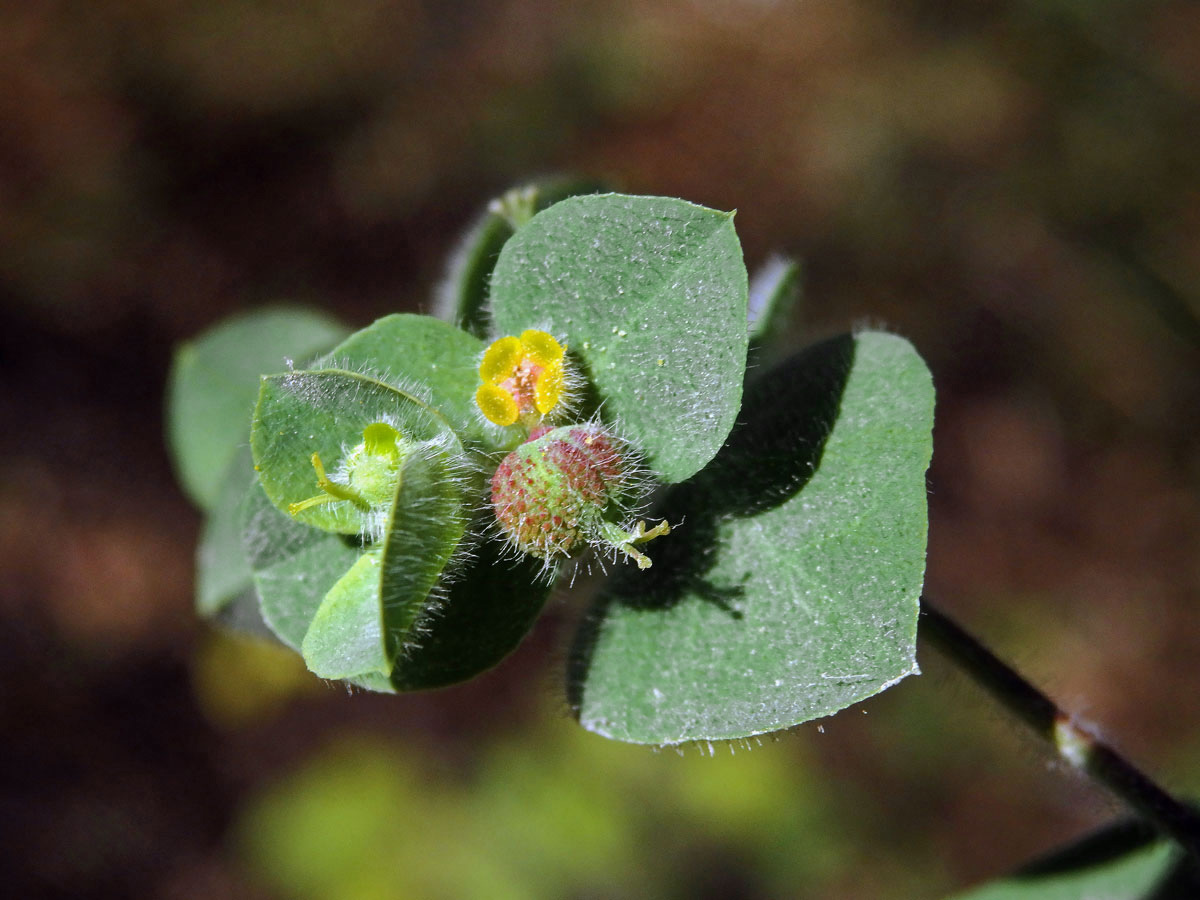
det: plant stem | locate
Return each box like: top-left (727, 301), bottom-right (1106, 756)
top-left (919, 598), bottom-right (1200, 861)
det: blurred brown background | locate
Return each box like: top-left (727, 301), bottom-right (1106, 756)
top-left (3, 1), bottom-right (1199, 898)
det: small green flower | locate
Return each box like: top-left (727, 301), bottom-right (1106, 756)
top-left (289, 421), bottom-right (408, 525)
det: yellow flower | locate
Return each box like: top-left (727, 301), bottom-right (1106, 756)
top-left (476, 329), bottom-right (567, 427)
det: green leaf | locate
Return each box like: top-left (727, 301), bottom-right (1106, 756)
top-left (251, 367), bottom-right (460, 535)
top-left (567, 332), bottom-right (934, 744)
top-left (196, 447), bottom-right (257, 618)
top-left (301, 548), bottom-right (388, 679)
top-left (317, 314), bottom-right (518, 451)
top-left (489, 193), bottom-right (749, 484)
top-left (435, 177), bottom-right (609, 338)
top-left (947, 817), bottom-right (1190, 899)
top-left (301, 445), bottom-right (470, 681)
top-left (241, 482), bottom-right (362, 655)
top-left (167, 307), bottom-right (348, 510)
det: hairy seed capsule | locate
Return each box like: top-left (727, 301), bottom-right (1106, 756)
top-left (490, 423), bottom-right (669, 569)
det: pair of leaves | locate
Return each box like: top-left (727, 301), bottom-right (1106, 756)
top-left (167, 306), bottom-right (543, 689)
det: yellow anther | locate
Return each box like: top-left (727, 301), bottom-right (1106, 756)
top-left (533, 359), bottom-right (565, 415)
top-left (520, 329), bottom-right (564, 366)
top-left (475, 382), bottom-right (519, 427)
top-left (477, 329), bottom-right (569, 426)
top-left (479, 336), bottom-right (524, 383)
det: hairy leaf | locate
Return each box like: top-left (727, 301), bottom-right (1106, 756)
top-left (301, 548), bottom-right (389, 679)
top-left (251, 368), bottom-right (458, 535)
top-left (568, 332), bottom-right (934, 744)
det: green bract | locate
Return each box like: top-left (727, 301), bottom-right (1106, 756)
top-left (166, 189), bottom-right (936, 741)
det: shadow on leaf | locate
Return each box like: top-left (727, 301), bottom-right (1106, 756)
top-left (388, 534), bottom-right (551, 691)
top-left (567, 333), bottom-right (856, 712)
